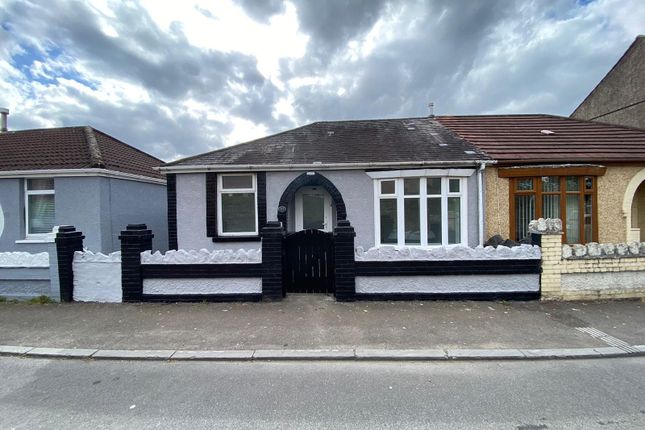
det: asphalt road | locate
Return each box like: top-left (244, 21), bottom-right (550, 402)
top-left (1, 357), bottom-right (644, 429)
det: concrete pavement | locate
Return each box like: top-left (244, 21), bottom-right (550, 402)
top-left (1, 295), bottom-right (644, 361)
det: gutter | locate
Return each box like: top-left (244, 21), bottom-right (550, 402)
top-left (0, 168), bottom-right (166, 185)
top-left (158, 159), bottom-right (491, 173)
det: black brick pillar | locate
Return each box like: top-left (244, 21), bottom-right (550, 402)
top-left (261, 221), bottom-right (285, 300)
top-left (55, 225), bottom-right (85, 302)
top-left (119, 224), bottom-right (153, 302)
top-left (333, 220), bottom-right (356, 302)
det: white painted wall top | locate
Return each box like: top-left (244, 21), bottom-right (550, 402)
top-left (141, 248), bottom-right (261, 264)
top-left (0, 251), bottom-right (49, 267)
top-left (355, 244), bottom-right (541, 261)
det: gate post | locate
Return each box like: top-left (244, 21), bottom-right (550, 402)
top-left (55, 225), bottom-right (85, 302)
top-left (333, 220), bottom-right (356, 301)
top-left (119, 224), bottom-right (153, 302)
top-left (261, 221), bottom-right (285, 300)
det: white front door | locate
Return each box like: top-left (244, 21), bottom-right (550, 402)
top-left (295, 186), bottom-right (332, 232)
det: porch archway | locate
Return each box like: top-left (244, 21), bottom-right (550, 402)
top-left (622, 167), bottom-right (645, 241)
top-left (277, 172), bottom-right (347, 231)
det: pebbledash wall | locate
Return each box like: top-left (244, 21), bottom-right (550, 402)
top-left (532, 218), bottom-right (645, 300)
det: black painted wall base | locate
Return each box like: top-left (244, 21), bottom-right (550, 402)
top-left (142, 294), bottom-right (262, 303)
top-left (353, 291), bottom-right (541, 301)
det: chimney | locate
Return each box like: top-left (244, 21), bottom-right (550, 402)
top-left (427, 102), bottom-right (434, 117)
top-left (0, 108), bottom-right (8, 132)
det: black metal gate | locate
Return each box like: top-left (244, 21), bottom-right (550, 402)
top-left (284, 229), bottom-right (334, 294)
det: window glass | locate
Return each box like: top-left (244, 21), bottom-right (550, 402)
top-left (584, 194), bottom-right (593, 243)
top-left (404, 198), bottom-right (420, 244)
top-left (585, 177), bottom-right (593, 190)
top-left (404, 178), bottom-right (419, 195)
top-left (542, 195), bottom-right (560, 219)
top-left (427, 198), bottom-right (442, 245)
top-left (221, 175), bottom-right (253, 189)
top-left (27, 178), bottom-right (54, 191)
top-left (566, 194), bottom-right (580, 243)
top-left (449, 179), bottom-right (460, 193)
top-left (516, 178), bottom-right (533, 191)
top-left (541, 176), bottom-right (559, 192)
top-left (447, 197), bottom-right (461, 244)
top-left (28, 194), bottom-right (55, 234)
top-left (302, 193), bottom-right (325, 230)
top-left (379, 199), bottom-right (397, 244)
top-left (514, 195), bottom-right (535, 241)
top-left (221, 193), bottom-right (256, 233)
top-left (427, 178), bottom-right (441, 195)
top-left (566, 176), bottom-right (579, 192)
top-left (380, 180), bottom-right (395, 195)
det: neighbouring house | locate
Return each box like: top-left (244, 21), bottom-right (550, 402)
top-left (437, 114), bottom-right (645, 243)
top-left (570, 35), bottom-right (645, 130)
top-left (0, 111), bottom-right (168, 300)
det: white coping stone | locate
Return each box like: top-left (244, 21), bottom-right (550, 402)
top-left (0, 345), bottom-right (34, 355)
top-left (355, 349), bottom-right (447, 360)
top-left (92, 350), bottom-right (175, 360)
top-left (446, 349), bottom-right (525, 359)
top-left (171, 350), bottom-right (254, 360)
top-left (355, 244), bottom-right (541, 261)
top-left (253, 349), bottom-right (355, 360)
top-left (73, 250), bottom-right (121, 263)
top-left (141, 248), bottom-right (261, 265)
top-left (27, 348), bottom-right (98, 358)
top-left (520, 348), bottom-right (602, 358)
top-left (528, 218), bottom-right (562, 234)
top-left (0, 252), bottom-right (49, 268)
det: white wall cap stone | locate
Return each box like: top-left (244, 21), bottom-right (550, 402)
top-left (141, 248), bottom-right (262, 264)
top-left (355, 244), bottom-right (541, 261)
top-left (0, 252), bottom-right (49, 267)
top-left (528, 218), bottom-right (562, 234)
top-left (563, 241), bottom-right (645, 260)
top-left (73, 250), bottom-right (122, 263)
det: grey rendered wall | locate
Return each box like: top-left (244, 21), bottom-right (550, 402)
top-left (108, 178), bottom-right (168, 252)
top-left (0, 178), bottom-right (23, 252)
top-left (266, 170), bottom-right (375, 249)
top-left (0, 267), bottom-right (51, 299)
top-left (175, 173), bottom-right (259, 251)
top-left (176, 169), bottom-right (480, 251)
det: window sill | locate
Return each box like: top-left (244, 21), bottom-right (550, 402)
top-left (211, 235), bottom-right (261, 243)
top-left (16, 238), bottom-right (55, 244)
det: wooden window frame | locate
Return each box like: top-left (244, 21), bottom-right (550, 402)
top-left (509, 175), bottom-right (598, 244)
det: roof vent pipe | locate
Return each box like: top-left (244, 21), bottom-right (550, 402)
top-left (0, 108), bottom-right (8, 133)
top-left (428, 102), bottom-right (434, 117)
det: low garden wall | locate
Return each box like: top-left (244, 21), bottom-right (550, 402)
top-left (140, 249), bottom-right (262, 301)
top-left (354, 245), bottom-right (541, 299)
top-left (0, 252), bottom-right (51, 299)
top-left (72, 251), bottom-right (122, 303)
top-left (532, 218), bottom-right (645, 300)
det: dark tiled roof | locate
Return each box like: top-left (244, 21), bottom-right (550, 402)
top-left (0, 126), bottom-right (164, 179)
top-left (166, 117), bottom-right (489, 167)
top-left (437, 114), bottom-right (645, 164)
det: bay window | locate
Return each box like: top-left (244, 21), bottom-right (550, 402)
top-left (375, 176), bottom-right (467, 247)
top-left (217, 173), bottom-right (258, 236)
top-left (25, 178), bottom-right (55, 236)
top-left (510, 175), bottom-right (597, 244)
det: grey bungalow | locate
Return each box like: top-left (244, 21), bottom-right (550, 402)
top-left (161, 117), bottom-right (492, 294)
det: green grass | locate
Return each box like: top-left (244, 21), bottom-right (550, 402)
top-left (26, 295), bottom-right (56, 305)
top-left (0, 296), bottom-right (6, 303)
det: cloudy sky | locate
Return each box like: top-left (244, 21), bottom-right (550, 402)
top-left (0, 0), bottom-right (643, 161)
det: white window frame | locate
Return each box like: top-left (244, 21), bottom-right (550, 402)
top-left (217, 173), bottom-right (258, 237)
top-left (24, 178), bottom-right (56, 238)
top-left (373, 176), bottom-right (468, 247)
